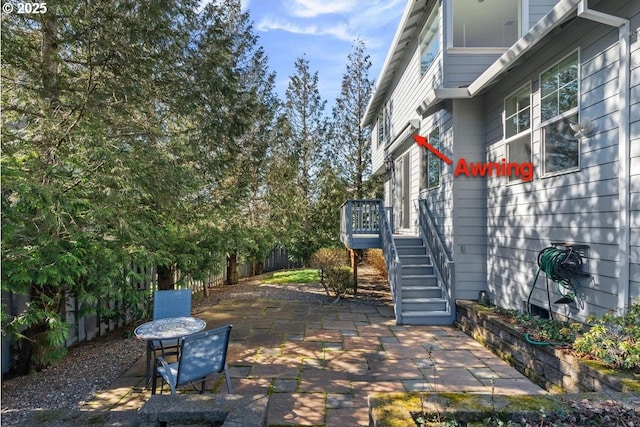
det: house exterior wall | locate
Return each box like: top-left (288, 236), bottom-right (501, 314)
top-left (484, 2), bottom-right (639, 321)
top-left (451, 98), bottom-right (488, 300)
top-left (630, 15), bottom-right (640, 302)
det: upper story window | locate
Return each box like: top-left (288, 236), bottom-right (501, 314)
top-left (504, 84), bottom-right (532, 182)
top-left (452, 0), bottom-right (519, 48)
top-left (420, 5), bottom-right (440, 75)
top-left (540, 51), bottom-right (580, 176)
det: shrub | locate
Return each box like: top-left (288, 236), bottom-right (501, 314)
top-left (365, 249), bottom-right (387, 278)
top-left (324, 266), bottom-right (353, 299)
top-left (309, 248), bottom-right (353, 299)
top-left (573, 299), bottom-right (640, 371)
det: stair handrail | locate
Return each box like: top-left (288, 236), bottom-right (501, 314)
top-left (418, 199), bottom-right (455, 323)
top-left (379, 200), bottom-right (403, 324)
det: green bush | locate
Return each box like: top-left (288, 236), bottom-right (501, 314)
top-left (309, 248), bottom-right (353, 299)
top-left (324, 266), bottom-right (353, 299)
top-left (573, 299), bottom-right (640, 371)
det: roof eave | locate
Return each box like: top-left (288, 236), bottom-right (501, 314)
top-left (362, 0), bottom-right (429, 127)
top-left (467, 0), bottom-right (581, 96)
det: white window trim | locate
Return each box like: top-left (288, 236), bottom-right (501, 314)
top-left (538, 49), bottom-right (581, 178)
top-left (538, 49), bottom-right (580, 128)
top-left (503, 81), bottom-right (532, 139)
top-left (505, 133), bottom-right (533, 185)
top-left (540, 114), bottom-right (581, 178)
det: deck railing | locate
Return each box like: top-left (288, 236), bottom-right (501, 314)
top-left (340, 199), bottom-right (383, 247)
top-left (418, 199), bottom-right (455, 322)
top-left (379, 201), bottom-right (403, 324)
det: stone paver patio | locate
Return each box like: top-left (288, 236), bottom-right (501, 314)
top-left (86, 297), bottom-right (545, 426)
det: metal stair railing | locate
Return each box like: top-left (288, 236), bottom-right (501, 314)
top-left (418, 199), bottom-right (455, 323)
top-left (379, 200), bottom-right (403, 324)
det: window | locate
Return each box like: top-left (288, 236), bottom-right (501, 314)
top-left (543, 114), bottom-right (579, 174)
top-left (540, 51), bottom-right (580, 175)
top-left (504, 84), bottom-right (531, 182)
top-left (420, 6), bottom-right (440, 75)
top-left (421, 127), bottom-right (441, 190)
top-left (452, 0), bottom-right (519, 48)
top-left (541, 52), bottom-right (579, 122)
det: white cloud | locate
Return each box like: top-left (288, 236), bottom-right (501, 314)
top-left (284, 0), bottom-right (357, 18)
top-left (256, 16), bottom-right (356, 42)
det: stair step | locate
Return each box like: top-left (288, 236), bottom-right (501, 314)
top-left (401, 265), bottom-right (434, 276)
top-left (398, 254), bottom-right (431, 266)
top-left (401, 298), bottom-right (447, 312)
top-left (401, 310), bottom-right (452, 325)
top-left (402, 285), bottom-right (442, 299)
top-left (402, 275), bottom-right (438, 286)
top-left (397, 246), bottom-right (427, 256)
top-left (393, 237), bottom-right (423, 247)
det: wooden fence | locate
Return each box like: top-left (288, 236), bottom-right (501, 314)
top-left (1, 247), bottom-right (300, 374)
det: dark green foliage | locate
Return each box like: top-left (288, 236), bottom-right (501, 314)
top-left (1, 0), bottom-right (276, 373)
top-left (573, 300), bottom-right (640, 371)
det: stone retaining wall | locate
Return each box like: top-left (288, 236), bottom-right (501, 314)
top-left (455, 300), bottom-right (639, 393)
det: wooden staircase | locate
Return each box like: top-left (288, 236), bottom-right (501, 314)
top-left (394, 236), bottom-right (451, 325)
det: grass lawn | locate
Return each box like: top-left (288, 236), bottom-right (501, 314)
top-left (261, 269), bottom-right (321, 284)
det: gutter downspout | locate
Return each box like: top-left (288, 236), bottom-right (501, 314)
top-left (577, 1), bottom-right (631, 313)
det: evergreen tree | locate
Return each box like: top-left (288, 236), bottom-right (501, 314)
top-left (282, 56), bottom-right (328, 262)
top-left (330, 39), bottom-right (380, 199)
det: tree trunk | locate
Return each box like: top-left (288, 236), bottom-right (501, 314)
top-left (157, 265), bottom-right (175, 290)
top-left (226, 253), bottom-right (238, 285)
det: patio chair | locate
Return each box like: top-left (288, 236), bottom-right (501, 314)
top-left (145, 289), bottom-right (193, 384)
top-left (152, 324), bottom-right (233, 395)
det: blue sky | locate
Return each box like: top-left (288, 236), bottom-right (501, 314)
top-left (239, 0), bottom-right (406, 112)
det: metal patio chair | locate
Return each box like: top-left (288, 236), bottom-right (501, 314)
top-left (145, 289), bottom-right (193, 383)
top-left (152, 324), bottom-right (233, 395)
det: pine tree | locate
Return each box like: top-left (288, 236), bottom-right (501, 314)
top-left (330, 39), bottom-right (380, 199)
top-left (282, 56), bottom-right (328, 262)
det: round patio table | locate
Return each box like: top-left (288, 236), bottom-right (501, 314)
top-left (134, 316), bottom-right (206, 387)
top-left (134, 316), bottom-right (206, 341)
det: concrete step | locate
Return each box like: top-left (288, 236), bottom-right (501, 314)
top-left (402, 285), bottom-right (442, 299)
top-left (401, 298), bottom-right (448, 312)
top-left (398, 254), bottom-right (431, 266)
top-left (401, 265), bottom-right (434, 276)
top-left (401, 310), bottom-right (452, 325)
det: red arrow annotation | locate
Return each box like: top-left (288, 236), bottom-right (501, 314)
top-left (413, 134), bottom-right (452, 165)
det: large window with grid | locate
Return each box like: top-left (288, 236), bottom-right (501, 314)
top-left (540, 51), bottom-right (580, 176)
top-left (504, 84), bottom-right (531, 182)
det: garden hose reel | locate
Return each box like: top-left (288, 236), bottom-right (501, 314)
top-left (528, 244), bottom-right (590, 316)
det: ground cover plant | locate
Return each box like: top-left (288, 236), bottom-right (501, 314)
top-left (261, 269), bottom-right (321, 284)
top-left (491, 299), bottom-right (640, 373)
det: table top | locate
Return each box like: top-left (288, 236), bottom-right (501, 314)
top-left (134, 316), bottom-right (206, 340)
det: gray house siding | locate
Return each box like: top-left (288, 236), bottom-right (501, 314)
top-left (630, 16), bottom-right (640, 302)
top-left (421, 109), bottom-right (455, 256)
top-left (485, 5), bottom-right (638, 321)
top-left (451, 98), bottom-right (488, 300)
top-left (443, 53), bottom-right (504, 88)
top-left (529, 0), bottom-right (561, 28)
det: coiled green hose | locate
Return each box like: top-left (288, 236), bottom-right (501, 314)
top-left (525, 247), bottom-right (583, 346)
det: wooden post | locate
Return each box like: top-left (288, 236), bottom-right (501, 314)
top-left (350, 249), bottom-right (358, 299)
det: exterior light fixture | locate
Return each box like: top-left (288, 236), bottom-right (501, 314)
top-left (570, 118), bottom-right (596, 138)
top-left (384, 154), bottom-right (394, 172)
